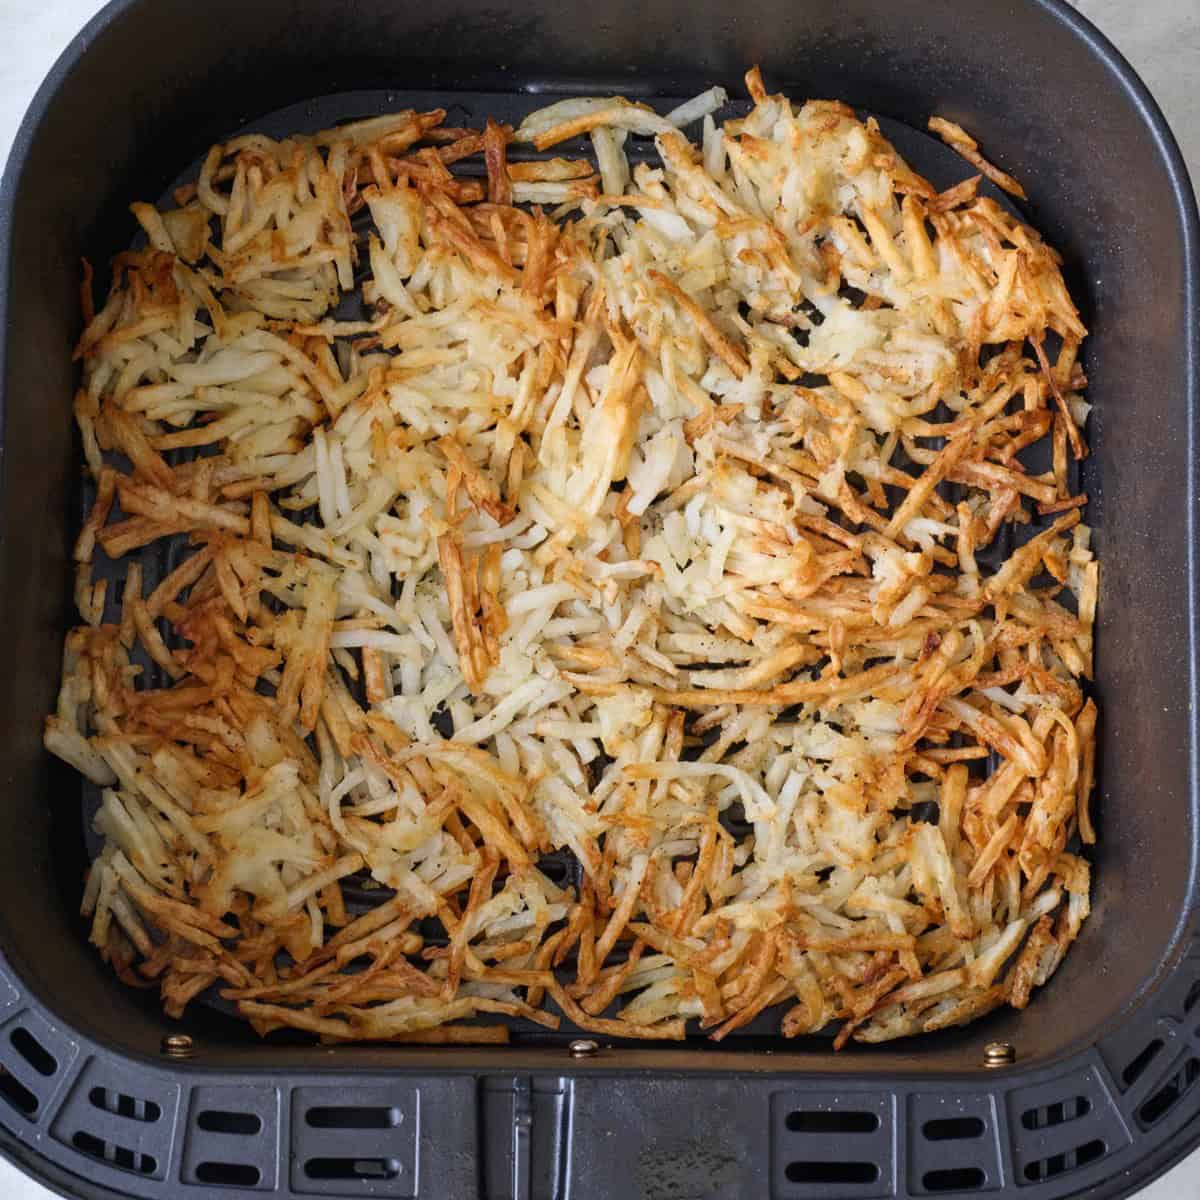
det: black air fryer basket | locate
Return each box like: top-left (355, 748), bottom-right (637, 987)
top-left (0, 0), bottom-right (1197, 1197)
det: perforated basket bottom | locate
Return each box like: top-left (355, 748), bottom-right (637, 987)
top-left (76, 86), bottom-right (1080, 1052)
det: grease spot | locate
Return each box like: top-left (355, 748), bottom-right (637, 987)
top-left (633, 1136), bottom-right (741, 1199)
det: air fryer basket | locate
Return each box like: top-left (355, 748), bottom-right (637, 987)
top-left (0, 0), bottom-right (1196, 1196)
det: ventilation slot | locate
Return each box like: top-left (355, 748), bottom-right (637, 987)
top-left (1023, 1138), bottom-right (1105, 1182)
top-left (10, 1027), bottom-right (56, 1077)
top-left (88, 1087), bottom-right (161, 1124)
top-left (785, 1161), bottom-right (878, 1185)
top-left (1187, 978), bottom-right (1200, 1014)
top-left (909, 1093), bottom-right (1001, 1196)
top-left (197, 1109), bottom-right (262, 1135)
top-left (909, 800), bottom-right (940, 825)
top-left (305, 1105), bottom-right (399, 1129)
top-left (1021, 1095), bottom-right (1090, 1131)
top-left (1138, 1058), bottom-right (1200, 1127)
top-left (184, 1087), bottom-right (276, 1190)
top-left (1122, 1038), bottom-right (1165, 1087)
top-left (305, 1157), bottom-right (400, 1181)
top-left (923, 1167), bottom-right (986, 1192)
top-left (0, 1066), bottom-right (37, 1117)
top-left (785, 1110), bottom-right (879, 1134)
top-left (71, 1129), bottom-right (157, 1176)
top-left (773, 1092), bottom-right (892, 1196)
top-left (196, 1161), bottom-right (262, 1187)
top-left (922, 1116), bottom-right (984, 1141)
top-left (291, 1085), bottom-right (418, 1195)
top-left (535, 851), bottom-right (575, 889)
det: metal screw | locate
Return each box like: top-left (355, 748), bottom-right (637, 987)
top-left (984, 1041), bottom-right (1016, 1068)
top-left (569, 1038), bottom-right (599, 1058)
top-left (161, 1033), bottom-right (195, 1059)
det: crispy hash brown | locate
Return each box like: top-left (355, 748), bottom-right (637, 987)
top-left (48, 69), bottom-right (1098, 1045)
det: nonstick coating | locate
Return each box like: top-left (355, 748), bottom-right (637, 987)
top-left (0, 3), bottom-right (1195, 1194)
top-left (71, 88), bottom-right (1059, 1043)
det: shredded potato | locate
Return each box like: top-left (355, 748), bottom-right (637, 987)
top-left (49, 69), bottom-right (1098, 1046)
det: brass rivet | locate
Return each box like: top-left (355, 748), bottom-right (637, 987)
top-left (984, 1041), bottom-right (1016, 1068)
top-left (569, 1038), bottom-right (599, 1058)
top-left (161, 1034), bottom-right (195, 1059)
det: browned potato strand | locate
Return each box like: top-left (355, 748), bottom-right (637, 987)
top-left (47, 68), bottom-right (1097, 1045)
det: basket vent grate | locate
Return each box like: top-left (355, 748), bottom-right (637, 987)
top-left (0, 1011), bottom-right (77, 1126)
top-left (88, 1086), bottom-right (161, 1124)
top-left (1122, 1038), bottom-right (1165, 1087)
top-left (922, 1166), bottom-right (987, 1192)
top-left (923, 1116), bottom-right (985, 1141)
top-left (0, 1066), bottom-right (37, 1118)
top-left (1138, 1058), bottom-right (1200, 1129)
top-left (1006, 1068), bottom-right (1130, 1191)
top-left (306, 1105), bottom-right (400, 1129)
top-left (49, 1057), bottom-right (175, 1182)
top-left (71, 1128), bottom-right (157, 1176)
top-left (907, 1094), bottom-right (1000, 1196)
top-left (183, 1085), bottom-right (280, 1190)
top-left (785, 1161), bottom-right (879, 1185)
top-left (1022, 1137), bottom-right (1106, 1183)
top-left (1185, 978), bottom-right (1200, 1014)
top-left (785, 1110), bottom-right (880, 1134)
top-left (10, 1027), bottom-right (56, 1077)
top-left (772, 1092), bottom-right (893, 1197)
top-left (196, 1108), bottom-right (262, 1135)
top-left (195, 1161), bottom-right (262, 1186)
top-left (290, 1086), bottom-right (418, 1197)
top-left (1020, 1096), bottom-right (1090, 1131)
top-left (305, 1157), bottom-right (401, 1181)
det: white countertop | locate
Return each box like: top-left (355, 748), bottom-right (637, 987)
top-left (0, 1), bottom-right (1196, 1197)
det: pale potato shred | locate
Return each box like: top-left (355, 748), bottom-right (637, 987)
top-left (47, 68), bottom-right (1098, 1046)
